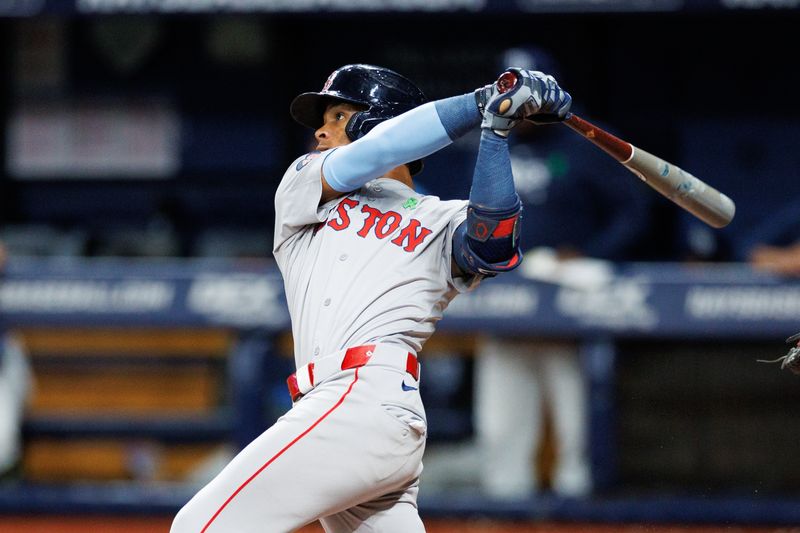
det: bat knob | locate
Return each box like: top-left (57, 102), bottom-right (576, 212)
top-left (497, 71), bottom-right (518, 94)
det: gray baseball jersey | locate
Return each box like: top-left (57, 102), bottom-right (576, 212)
top-left (171, 151), bottom-right (478, 533)
top-left (274, 151), bottom-right (474, 368)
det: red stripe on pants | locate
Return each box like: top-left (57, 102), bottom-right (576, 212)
top-left (201, 369), bottom-right (361, 532)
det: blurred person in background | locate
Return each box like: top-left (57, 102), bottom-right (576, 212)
top-left (743, 202), bottom-right (800, 277)
top-left (0, 240), bottom-right (34, 478)
top-left (750, 244), bottom-right (800, 276)
top-left (423, 46), bottom-right (654, 499)
top-left (475, 46), bottom-right (653, 499)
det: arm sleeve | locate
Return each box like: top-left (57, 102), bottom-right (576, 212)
top-left (452, 130), bottom-right (522, 276)
top-left (468, 129), bottom-right (518, 211)
top-left (324, 93), bottom-right (481, 192)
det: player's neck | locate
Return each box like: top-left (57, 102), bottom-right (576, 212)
top-left (384, 165), bottom-right (414, 190)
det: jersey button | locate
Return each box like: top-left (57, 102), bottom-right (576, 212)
top-left (339, 254), bottom-right (348, 261)
top-left (314, 347), bottom-right (320, 356)
top-left (323, 298), bottom-right (331, 306)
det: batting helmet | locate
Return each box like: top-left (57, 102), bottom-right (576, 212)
top-left (290, 64), bottom-right (427, 174)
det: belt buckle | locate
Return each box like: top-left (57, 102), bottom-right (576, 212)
top-left (287, 345), bottom-right (420, 402)
top-left (341, 344), bottom-right (375, 370)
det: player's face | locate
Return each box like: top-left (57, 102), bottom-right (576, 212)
top-left (314, 102), bottom-right (362, 151)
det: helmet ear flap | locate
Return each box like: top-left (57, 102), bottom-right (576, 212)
top-left (344, 111), bottom-right (363, 141)
top-left (345, 110), bottom-right (383, 141)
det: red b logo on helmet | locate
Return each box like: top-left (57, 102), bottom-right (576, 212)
top-left (322, 73), bottom-right (336, 92)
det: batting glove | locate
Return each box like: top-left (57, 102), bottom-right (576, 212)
top-left (475, 68), bottom-right (572, 137)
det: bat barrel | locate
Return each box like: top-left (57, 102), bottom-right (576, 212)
top-left (624, 147), bottom-right (736, 228)
top-left (556, 114), bottom-right (736, 229)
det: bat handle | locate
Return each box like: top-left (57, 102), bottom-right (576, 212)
top-left (561, 113), bottom-right (633, 162)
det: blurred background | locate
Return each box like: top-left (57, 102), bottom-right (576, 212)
top-left (1, 1), bottom-right (800, 531)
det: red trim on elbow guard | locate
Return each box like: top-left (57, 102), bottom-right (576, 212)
top-left (492, 214), bottom-right (519, 238)
top-left (504, 252), bottom-right (521, 268)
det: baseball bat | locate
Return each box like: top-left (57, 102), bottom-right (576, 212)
top-left (557, 113), bottom-right (736, 228)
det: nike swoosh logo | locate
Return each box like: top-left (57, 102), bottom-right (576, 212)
top-left (401, 381), bottom-right (418, 392)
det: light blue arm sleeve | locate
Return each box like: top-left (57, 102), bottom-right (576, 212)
top-left (323, 93), bottom-right (480, 192)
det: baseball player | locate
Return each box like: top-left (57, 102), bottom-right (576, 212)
top-left (171, 64), bottom-right (571, 532)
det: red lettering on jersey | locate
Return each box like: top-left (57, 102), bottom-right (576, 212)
top-left (358, 205), bottom-right (383, 238)
top-left (392, 219), bottom-right (433, 252)
top-left (375, 211), bottom-right (401, 239)
top-left (327, 197), bottom-right (359, 231)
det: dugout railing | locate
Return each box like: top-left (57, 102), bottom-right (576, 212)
top-left (1, 257), bottom-right (799, 525)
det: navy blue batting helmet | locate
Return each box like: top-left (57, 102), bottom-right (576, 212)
top-left (290, 64), bottom-right (427, 174)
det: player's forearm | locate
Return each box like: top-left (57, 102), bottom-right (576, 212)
top-left (453, 130), bottom-right (522, 275)
top-left (468, 130), bottom-right (519, 213)
top-left (323, 94), bottom-right (481, 192)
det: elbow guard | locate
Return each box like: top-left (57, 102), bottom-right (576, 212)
top-left (454, 198), bottom-right (523, 277)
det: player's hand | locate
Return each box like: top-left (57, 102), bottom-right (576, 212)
top-left (476, 68), bottom-right (572, 136)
